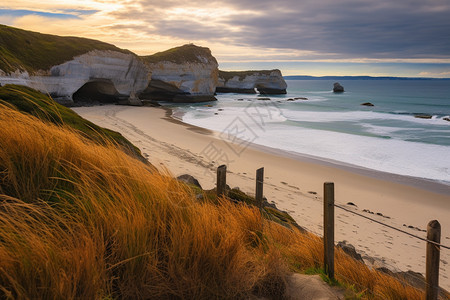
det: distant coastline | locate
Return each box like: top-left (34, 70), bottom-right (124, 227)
top-left (284, 75), bottom-right (450, 80)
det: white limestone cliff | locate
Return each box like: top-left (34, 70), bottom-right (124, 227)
top-left (0, 43), bottom-right (286, 105)
top-left (140, 45), bottom-right (219, 102)
top-left (141, 61), bottom-right (218, 102)
top-left (216, 69), bottom-right (287, 94)
top-left (0, 50), bottom-right (150, 105)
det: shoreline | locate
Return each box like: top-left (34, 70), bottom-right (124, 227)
top-left (167, 105), bottom-right (450, 196)
top-left (73, 104), bottom-right (450, 289)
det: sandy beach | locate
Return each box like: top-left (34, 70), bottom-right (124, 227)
top-left (73, 104), bottom-right (450, 290)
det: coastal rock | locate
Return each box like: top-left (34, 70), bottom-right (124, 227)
top-left (0, 50), bottom-right (150, 106)
top-left (444, 117), bottom-right (450, 122)
top-left (177, 174), bottom-right (202, 189)
top-left (140, 44), bottom-right (218, 103)
top-left (414, 114), bottom-right (432, 119)
top-left (216, 69), bottom-right (287, 94)
top-left (337, 240), bottom-right (363, 263)
top-left (376, 268), bottom-right (449, 297)
top-left (361, 102), bottom-right (374, 106)
top-left (333, 82), bottom-right (344, 93)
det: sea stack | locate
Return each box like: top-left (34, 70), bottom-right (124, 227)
top-left (333, 82), bottom-right (344, 93)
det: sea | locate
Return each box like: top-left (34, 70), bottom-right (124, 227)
top-left (170, 79), bottom-right (450, 186)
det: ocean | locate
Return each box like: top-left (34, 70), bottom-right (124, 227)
top-left (171, 79), bottom-right (450, 185)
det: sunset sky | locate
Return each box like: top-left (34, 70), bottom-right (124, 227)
top-left (1, 0), bottom-right (450, 77)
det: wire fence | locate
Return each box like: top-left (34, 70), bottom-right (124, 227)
top-left (333, 203), bottom-right (450, 250)
top-left (217, 166), bottom-right (449, 299)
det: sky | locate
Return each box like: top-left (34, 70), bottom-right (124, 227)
top-left (1, 0), bottom-right (450, 77)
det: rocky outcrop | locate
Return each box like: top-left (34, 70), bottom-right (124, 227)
top-left (333, 82), bottom-right (344, 93)
top-left (216, 70), bottom-right (287, 94)
top-left (177, 174), bottom-right (202, 189)
top-left (140, 44), bottom-right (218, 103)
top-left (414, 114), bottom-right (432, 119)
top-left (337, 241), bottom-right (363, 263)
top-left (361, 102), bottom-right (374, 106)
top-left (0, 50), bottom-right (150, 106)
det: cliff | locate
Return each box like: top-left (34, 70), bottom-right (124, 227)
top-left (0, 25), bottom-right (149, 106)
top-left (140, 44), bottom-right (218, 102)
top-left (0, 25), bottom-right (287, 104)
top-left (0, 24), bottom-right (130, 74)
top-left (217, 70), bottom-right (287, 94)
top-left (1, 50), bottom-right (150, 106)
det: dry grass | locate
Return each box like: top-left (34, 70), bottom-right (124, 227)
top-left (0, 103), bottom-right (427, 299)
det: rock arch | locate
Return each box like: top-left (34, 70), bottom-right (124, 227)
top-left (72, 79), bottom-right (123, 104)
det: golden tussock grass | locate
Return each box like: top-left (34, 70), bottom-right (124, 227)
top-left (0, 103), bottom-right (427, 299)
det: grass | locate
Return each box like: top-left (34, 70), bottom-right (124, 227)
top-left (0, 84), bottom-right (143, 160)
top-left (142, 44), bottom-right (218, 65)
top-left (0, 24), bottom-right (131, 74)
top-left (0, 88), bottom-right (432, 299)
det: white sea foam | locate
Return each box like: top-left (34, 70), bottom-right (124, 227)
top-left (181, 105), bottom-right (450, 184)
top-left (281, 109), bottom-right (450, 125)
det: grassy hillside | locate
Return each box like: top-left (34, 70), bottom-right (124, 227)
top-left (0, 24), bottom-right (131, 74)
top-left (0, 87), bottom-right (426, 299)
top-left (142, 44), bottom-right (217, 65)
top-left (0, 84), bottom-right (143, 159)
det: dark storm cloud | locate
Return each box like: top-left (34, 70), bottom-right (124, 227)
top-left (112, 0), bottom-right (450, 59)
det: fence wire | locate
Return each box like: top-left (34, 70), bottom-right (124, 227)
top-left (333, 202), bottom-right (450, 250)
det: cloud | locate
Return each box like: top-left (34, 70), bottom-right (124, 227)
top-left (106, 0), bottom-right (450, 60)
top-left (418, 71), bottom-right (450, 77)
top-left (1, 0), bottom-right (450, 66)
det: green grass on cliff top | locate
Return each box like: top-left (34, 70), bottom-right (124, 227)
top-left (0, 24), bottom-right (131, 74)
top-left (142, 44), bottom-right (217, 65)
top-left (0, 84), bottom-right (143, 159)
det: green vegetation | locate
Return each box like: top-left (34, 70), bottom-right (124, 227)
top-left (0, 84), bottom-right (143, 159)
top-left (0, 24), bottom-right (131, 74)
top-left (142, 43), bottom-right (217, 65)
top-left (219, 69), bottom-right (278, 81)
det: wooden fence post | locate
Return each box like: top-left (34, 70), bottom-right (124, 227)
top-left (426, 220), bottom-right (441, 300)
top-left (216, 165), bottom-right (227, 197)
top-left (255, 167), bottom-right (264, 209)
top-left (323, 182), bottom-right (335, 280)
